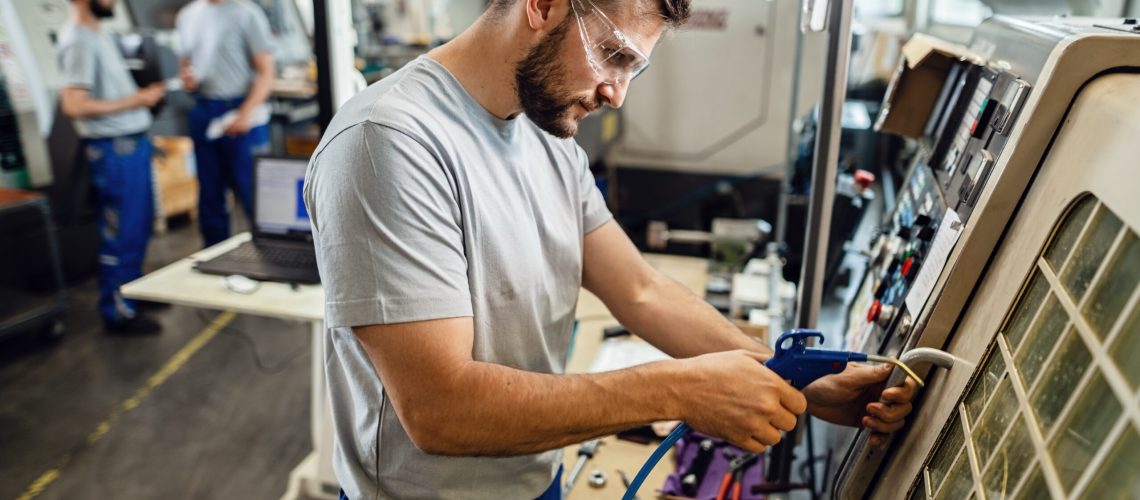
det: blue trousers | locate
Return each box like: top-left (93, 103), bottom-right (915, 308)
top-left (187, 97), bottom-right (269, 247)
top-left (84, 134), bottom-right (154, 323)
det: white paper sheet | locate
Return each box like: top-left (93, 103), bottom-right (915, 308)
top-left (588, 339), bottom-right (672, 373)
top-left (206, 103), bottom-right (271, 140)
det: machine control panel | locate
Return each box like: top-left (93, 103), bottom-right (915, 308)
top-left (844, 62), bottom-right (1030, 357)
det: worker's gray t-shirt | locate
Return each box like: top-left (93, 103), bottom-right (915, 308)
top-left (302, 56), bottom-right (612, 499)
top-left (56, 23), bottom-right (151, 139)
top-left (175, 0), bottom-right (272, 99)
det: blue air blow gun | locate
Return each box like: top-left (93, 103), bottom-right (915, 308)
top-left (621, 329), bottom-right (924, 500)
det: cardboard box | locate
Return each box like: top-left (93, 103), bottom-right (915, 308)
top-left (151, 136), bottom-right (198, 222)
top-left (874, 33), bottom-right (987, 138)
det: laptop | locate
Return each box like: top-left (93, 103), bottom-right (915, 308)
top-left (194, 156), bottom-right (320, 284)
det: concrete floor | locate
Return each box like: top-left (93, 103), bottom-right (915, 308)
top-left (0, 217), bottom-right (314, 500)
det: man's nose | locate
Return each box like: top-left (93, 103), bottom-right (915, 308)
top-left (597, 79), bottom-right (631, 109)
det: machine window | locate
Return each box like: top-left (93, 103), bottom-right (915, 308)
top-left (1002, 271), bottom-right (1049, 349)
top-left (909, 195), bottom-right (1140, 499)
top-left (1082, 232), bottom-right (1140, 337)
top-left (1059, 204), bottom-right (1123, 299)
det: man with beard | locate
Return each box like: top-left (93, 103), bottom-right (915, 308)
top-left (58, 0), bottom-right (166, 334)
top-left (304, 0), bottom-right (918, 497)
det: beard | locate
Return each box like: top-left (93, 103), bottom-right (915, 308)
top-left (514, 19), bottom-right (598, 139)
top-left (89, 0), bottom-right (115, 18)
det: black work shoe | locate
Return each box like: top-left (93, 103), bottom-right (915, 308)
top-left (134, 300), bottom-right (171, 312)
top-left (104, 315), bottom-right (162, 335)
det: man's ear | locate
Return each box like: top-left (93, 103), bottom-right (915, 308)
top-left (524, 0), bottom-right (568, 32)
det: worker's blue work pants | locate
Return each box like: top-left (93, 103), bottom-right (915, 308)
top-left (85, 134), bottom-right (154, 323)
top-left (188, 96), bottom-right (269, 247)
top-left (536, 465), bottom-right (563, 499)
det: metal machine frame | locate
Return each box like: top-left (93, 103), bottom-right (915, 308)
top-left (832, 16), bottom-right (1140, 498)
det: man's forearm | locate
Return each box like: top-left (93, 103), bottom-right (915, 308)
top-left (238, 67), bottom-right (273, 117)
top-left (611, 271), bottom-right (771, 359)
top-left (405, 358), bottom-right (686, 456)
top-left (63, 94), bottom-right (141, 119)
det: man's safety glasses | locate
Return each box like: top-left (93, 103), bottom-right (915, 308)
top-left (569, 0), bottom-right (651, 85)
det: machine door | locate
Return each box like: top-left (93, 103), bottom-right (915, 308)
top-left (872, 72), bottom-right (1140, 499)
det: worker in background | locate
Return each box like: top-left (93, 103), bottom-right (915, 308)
top-left (176, 0), bottom-right (275, 247)
top-left (58, 0), bottom-right (165, 335)
top-left (304, 0), bottom-right (919, 497)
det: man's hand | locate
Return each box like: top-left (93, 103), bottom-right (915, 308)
top-left (134, 83), bottom-right (166, 108)
top-left (180, 65), bottom-right (198, 93)
top-left (225, 111), bottom-right (253, 136)
top-left (677, 350), bottom-right (807, 453)
top-left (802, 363), bottom-right (919, 446)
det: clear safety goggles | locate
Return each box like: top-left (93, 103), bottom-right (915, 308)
top-left (569, 0), bottom-right (651, 85)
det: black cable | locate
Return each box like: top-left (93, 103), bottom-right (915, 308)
top-left (196, 310), bottom-right (308, 375)
top-left (805, 415), bottom-right (819, 500)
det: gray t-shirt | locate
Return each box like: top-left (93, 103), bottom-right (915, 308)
top-left (56, 23), bottom-right (151, 139)
top-left (303, 57), bottom-right (612, 499)
top-left (175, 0), bottom-right (272, 99)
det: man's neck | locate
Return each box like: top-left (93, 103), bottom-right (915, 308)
top-left (71, 4), bottom-right (100, 30)
top-left (428, 17), bottom-right (527, 120)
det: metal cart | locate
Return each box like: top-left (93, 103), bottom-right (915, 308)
top-left (0, 188), bottom-right (67, 342)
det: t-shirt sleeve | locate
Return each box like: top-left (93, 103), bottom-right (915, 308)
top-left (243, 6), bottom-right (274, 56)
top-left (57, 36), bottom-right (94, 89)
top-left (575, 145), bottom-right (613, 235)
top-left (304, 122), bottom-right (473, 329)
top-left (174, 8), bottom-right (193, 58)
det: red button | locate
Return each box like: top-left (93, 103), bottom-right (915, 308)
top-left (901, 257), bottom-right (914, 277)
top-left (867, 300), bottom-right (882, 323)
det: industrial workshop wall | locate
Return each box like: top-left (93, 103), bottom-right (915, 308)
top-left (891, 73), bottom-right (1140, 499)
top-left (611, 0), bottom-right (825, 176)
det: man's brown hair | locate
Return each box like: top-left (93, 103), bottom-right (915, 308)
top-left (488, 0), bottom-right (692, 29)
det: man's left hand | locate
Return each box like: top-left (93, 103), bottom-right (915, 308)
top-left (802, 363), bottom-right (919, 447)
top-left (225, 112), bottom-right (253, 136)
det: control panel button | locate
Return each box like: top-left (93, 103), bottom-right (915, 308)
top-left (971, 97), bottom-right (998, 139)
top-left (917, 223), bottom-right (937, 242)
top-left (874, 280), bottom-right (887, 299)
top-left (854, 170), bottom-right (876, 190)
top-left (867, 300), bottom-right (882, 323)
top-left (876, 304), bottom-right (896, 328)
top-left (886, 257), bottom-right (901, 275)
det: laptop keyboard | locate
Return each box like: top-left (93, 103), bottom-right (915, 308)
top-left (222, 242), bottom-right (317, 267)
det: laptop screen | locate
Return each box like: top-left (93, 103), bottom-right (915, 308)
top-left (254, 157), bottom-right (312, 237)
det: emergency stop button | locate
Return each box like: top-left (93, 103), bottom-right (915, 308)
top-left (867, 300), bottom-right (882, 323)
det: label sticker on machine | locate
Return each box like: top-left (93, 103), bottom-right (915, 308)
top-left (905, 210), bottom-right (964, 314)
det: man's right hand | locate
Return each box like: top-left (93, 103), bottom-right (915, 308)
top-left (134, 83), bottom-right (166, 108)
top-left (180, 66), bottom-right (198, 93)
top-left (677, 350), bottom-right (807, 453)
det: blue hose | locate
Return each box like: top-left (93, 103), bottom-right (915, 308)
top-left (621, 422), bottom-right (692, 500)
top-left (620, 331), bottom-right (864, 498)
